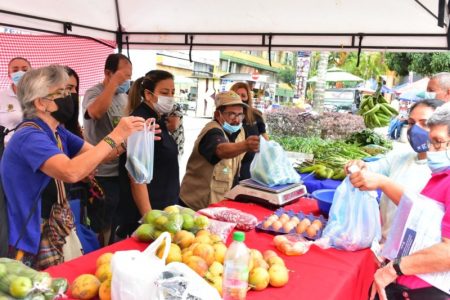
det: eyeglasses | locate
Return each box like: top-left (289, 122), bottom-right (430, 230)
top-left (43, 89), bottom-right (71, 101)
top-left (222, 111), bottom-right (245, 121)
top-left (426, 140), bottom-right (450, 151)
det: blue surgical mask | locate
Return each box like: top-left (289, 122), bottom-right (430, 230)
top-left (417, 91), bottom-right (437, 99)
top-left (427, 150), bottom-right (450, 173)
top-left (407, 125), bottom-right (429, 153)
top-left (11, 71), bottom-right (26, 86)
top-left (116, 80), bottom-right (131, 94)
top-left (222, 121), bottom-right (242, 134)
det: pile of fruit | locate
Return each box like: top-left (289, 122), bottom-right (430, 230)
top-left (155, 229), bottom-right (289, 296)
top-left (134, 205), bottom-right (210, 242)
top-left (71, 252), bottom-right (113, 300)
top-left (359, 84), bottom-right (398, 128)
top-left (0, 258), bottom-right (68, 299)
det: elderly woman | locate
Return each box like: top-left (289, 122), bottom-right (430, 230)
top-left (1, 65), bottom-right (146, 269)
top-left (350, 104), bottom-right (450, 300)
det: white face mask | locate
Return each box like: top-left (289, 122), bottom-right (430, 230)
top-left (153, 95), bottom-right (175, 114)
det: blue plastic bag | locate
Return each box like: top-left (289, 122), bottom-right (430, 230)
top-left (320, 177), bottom-right (381, 251)
top-left (250, 137), bottom-right (301, 187)
top-left (126, 120), bottom-right (155, 184)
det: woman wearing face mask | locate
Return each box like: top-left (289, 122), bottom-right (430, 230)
top-left (117, 70), bottom-right (179, 238)
top-left (361, 104), bottom-right (450, 300)
top-left (346, 99), bottom-right (444, 240)
top-left (0, 57), bottom-right (32, 143)
top-left (230, 82), bottom-right (269, 180)
top-left (0, 65), bottom-right (146, 269)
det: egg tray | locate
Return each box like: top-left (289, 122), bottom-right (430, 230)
top-left (255, 208), bottom-right (327, 240)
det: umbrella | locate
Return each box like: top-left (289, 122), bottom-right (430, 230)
top-left (307, 67), bottom-right (364, 82)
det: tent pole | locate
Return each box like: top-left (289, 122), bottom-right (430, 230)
top-left (114, 0), bottom-right (123, 53)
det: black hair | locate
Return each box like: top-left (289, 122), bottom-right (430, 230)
top-left (410, 99), bottom-right (445, 114)
top-left (8, 57), bottom-right (32, 68)
top-left (127, 70), bottom-right (174, 115)
top-left (64, 66), bottom-right (83, 138)
top-left (104, 53), bottom-right (131, 73)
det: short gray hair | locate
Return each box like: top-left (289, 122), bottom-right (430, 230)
top-left (427, 103), bottom-right (450, 135)
top-left (17, 65), bottom-right (69, 119)
top-left (430, 72), bottom-right (450, 90)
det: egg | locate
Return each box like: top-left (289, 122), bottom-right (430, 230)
top-left (305, 225), bottom-right (318, 238)
top-left (263, 220), bottom-right (273, 229)
top-left (300, 218), bottom-right (311, 227)
top-left (267, 214), bottom-right (279, 222)
top-left (283, 221), bottom-right (295, 233)
top-left (279, 214), bottom-right (290, 224)
top-left (271, 220), bottom-right (283, 231)
top-left (296, 222), bottom-right (308, 234)
top-left (312, 219), bottom-right (323, 229)
top-left (290, 216), bottom-right (300, 225)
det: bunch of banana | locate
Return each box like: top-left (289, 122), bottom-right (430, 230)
top-left (359, 90), bottom-right (398, 129)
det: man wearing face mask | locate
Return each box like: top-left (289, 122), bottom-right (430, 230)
top-left (345, 99), bottom-right (444, 241)
top-left (0, 57), bottom-right (32, 143)
top-left (179, 91), bottom-right (260, 211)
top-left (82, 53), bottom-right (132, 246)
top-left (426, 72), bottom-right (450, 102)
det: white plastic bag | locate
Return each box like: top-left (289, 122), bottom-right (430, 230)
top-left (250, 137), bottom-right (301, 187)
top-left (155, 262), bottom-right (221, 300)
top-left (318, 177), bottom-right (381, 251)
top-left (125, 119), bottom-right (155, 184)
top-left (111, 232), bottom-right (171, 300)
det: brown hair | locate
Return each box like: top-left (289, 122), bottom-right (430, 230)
top-left (230, 81), bottom-right (261, 125)
top-left (126, 70), bottom-right (174, 115)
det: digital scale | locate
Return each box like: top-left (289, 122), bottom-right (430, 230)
top-left (224, 179), bottom-right (307, 207)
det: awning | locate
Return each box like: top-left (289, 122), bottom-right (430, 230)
top-left (0, 0), bottom-right (448, 51)
top-left (308, 67), bottom-right (364, 82)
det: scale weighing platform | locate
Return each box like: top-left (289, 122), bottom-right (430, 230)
top-left (224, 179), bottom-right (307, 207)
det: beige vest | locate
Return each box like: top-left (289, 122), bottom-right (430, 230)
top-left (180, 121), bottom-right (245, 210)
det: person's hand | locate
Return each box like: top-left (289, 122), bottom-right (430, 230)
top-left (110, 116), bottom-right (145, 143)
top-left (109, 69), bottom-right (129, 87)
top-left (145, 118), bottom-right (161, 141)
top-left (369, 263), bottom-right (398, 300)
top-left (344, 159), bottom-right (367, 174)
top-left (349, 170), bottom-right (386, 191)
top-left (165, 115), bottom-right (181, 133)
top-left (245, 135), bottom-right (260, 152)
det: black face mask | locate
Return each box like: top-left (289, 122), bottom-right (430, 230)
top-left (51, 95), bottom-right (74, 124)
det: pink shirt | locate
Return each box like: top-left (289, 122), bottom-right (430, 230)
top-left (397, 169), bottom-right (450, 289)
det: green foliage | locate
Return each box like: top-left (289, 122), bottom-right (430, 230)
top-left (385, 52), bottom-right (450, 76)
top-left (385, 53), bottom-right (411, 76)
top-left (278, 66), bottom-right (296, 86)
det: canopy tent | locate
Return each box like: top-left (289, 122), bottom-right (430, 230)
top-left (393, 77), bottom-right (430, 93)
top-left (0, 0), bottom-right (449, 55)
top-left (307, 67), bottom-right (364, 82)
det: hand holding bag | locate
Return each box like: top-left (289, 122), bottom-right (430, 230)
top-left (319, 177), bottom-right (381, 251)
top-left (111, 232), bottom-right (171, 300)
top-left (125, 119), bottom-right (156, 184)
top-left (250, 137), bottom-right (301, 187)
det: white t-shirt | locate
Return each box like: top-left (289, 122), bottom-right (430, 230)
top-left (368, 148), bottom-right (431, 240)
top-left (0, 85), bottom-right (23, 143)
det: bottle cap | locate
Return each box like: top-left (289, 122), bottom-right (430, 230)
top-left (233, 231), bottom-right (245, 242)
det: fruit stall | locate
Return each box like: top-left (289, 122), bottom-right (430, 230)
top-left (42, 199), bottom-right (377, 300)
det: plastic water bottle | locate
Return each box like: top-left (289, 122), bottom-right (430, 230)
top-left (222, 231), bottom-right (250, 300)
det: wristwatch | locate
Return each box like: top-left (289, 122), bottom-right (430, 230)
top-left (392, 257), bottom-right (404, 276)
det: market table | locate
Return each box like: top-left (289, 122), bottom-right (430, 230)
top-left (46, 198), bottom-right (377, 300)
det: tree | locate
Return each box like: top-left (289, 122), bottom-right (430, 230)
top-left (313, 51), bottom-right (330, 114)
top-left (385, 52), bottom-right (450, 76)
top-left (278, 66), bottom-right (296, 86)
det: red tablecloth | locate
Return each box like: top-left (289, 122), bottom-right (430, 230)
top-left (46, 198), bottom-right (377, 300)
